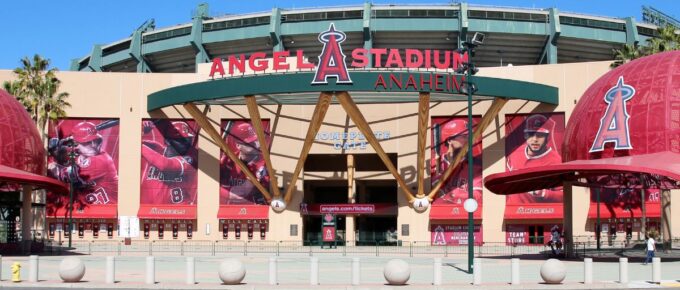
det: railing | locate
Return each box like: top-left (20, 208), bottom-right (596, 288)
top-left (39, 240), bottom-right (558, 257)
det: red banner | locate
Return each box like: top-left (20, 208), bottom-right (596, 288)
top-left (504, 113), bottom-right (565, 219)
top-left (430, 224), bottom-right (482, 246)
top-left (220, 120), bottom-right (270, 205)
top-left (588, 188), bottom-right (661, 219)
top-left (429, 205), bottom-right (481, 220)
top-left (139, 119), bottom-right (199, 210)
top-left (430, 116), bottom-right (483, 217)
top-left (47, 119), bottom-right (120, 218)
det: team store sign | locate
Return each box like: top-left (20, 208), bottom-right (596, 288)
top-left (208, 23), bottom-right (469, 92)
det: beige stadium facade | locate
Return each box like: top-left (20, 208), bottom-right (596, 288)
top-left (3, 59), bottom-right (679, 245)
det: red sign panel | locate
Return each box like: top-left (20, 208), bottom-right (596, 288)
top-left (430, 224), bottom-right (482, 246)
top-left (320, 204), bottom-right (375, 214)
top-left (217, 205), bottom-right (269, 220)
top-left (137, 205), bottom-right (197, 219)
top-left (322, 226), bottom-right (336, 242)
top-left (47, 119), bottom-right (120, 219)
top-left (504, 113), bottom-right (565, 219)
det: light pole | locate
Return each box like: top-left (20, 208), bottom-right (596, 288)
top-left (68, 144), bottom-right (77, 248)
top-left (458, 32), bottom-right (483, 274)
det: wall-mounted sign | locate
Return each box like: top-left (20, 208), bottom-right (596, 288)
top-left (315, 131), bottom-right (390, 150)
top-left (320, 204), bottom-right (375, 214)
top-left (208, 23), bottom-right (468, 92)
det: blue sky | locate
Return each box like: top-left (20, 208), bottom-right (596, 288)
top-left (0, 1), bottom-right (677, 71)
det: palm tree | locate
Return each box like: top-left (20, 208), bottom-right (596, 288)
top-left (646, 25), bottom-right (680, 54)
top-left (611, 24), bottom-right (679, 68)
top-left (8, 54), bottom-right (70, 142)
top-left (611, 44), bottom-right (642, 68)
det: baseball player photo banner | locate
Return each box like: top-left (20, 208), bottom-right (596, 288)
top-left (219, 120), bottom-right (271, 206)
top-left (46, 119), bottom-right (120, 218)
top-left (138, 119), bottom-right (199, 219)
top-left (430, 116), bottom-right (483, 220)
top-left (504, 113), bottom-right (565, 219)
top-left (588, 188), bottom-right (661, 220)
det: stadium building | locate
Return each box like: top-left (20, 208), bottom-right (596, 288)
top-left (1, 3), bottom-right (678, 250)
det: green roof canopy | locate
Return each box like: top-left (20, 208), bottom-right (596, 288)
top-left (147, 71), bottom-right (558, 111)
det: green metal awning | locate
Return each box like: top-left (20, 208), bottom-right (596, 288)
top-left (147, 71), bottom-right (558, 111)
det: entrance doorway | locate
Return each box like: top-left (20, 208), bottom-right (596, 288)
top-left (354, 180), bottom-right (397, 246)
top-left (302, 180), bottom-right (347, 245)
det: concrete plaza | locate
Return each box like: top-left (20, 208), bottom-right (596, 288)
top-left (0, 253), bottom-right (676, 289)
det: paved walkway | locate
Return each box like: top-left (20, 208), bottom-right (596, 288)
top-left (0, 254), bottom-right (677, 289)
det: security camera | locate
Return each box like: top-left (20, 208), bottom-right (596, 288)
top-left (471, 32), bottom-right (485, 45)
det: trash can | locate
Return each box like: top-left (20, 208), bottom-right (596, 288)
top-left (124, 237), bottom-right (131, 245)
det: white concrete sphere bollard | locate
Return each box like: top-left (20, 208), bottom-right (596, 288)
top-left (219, 258), bottom-right (246, 285)
top-left (384, 259), bottom-right (410, 285)
top-left (59, 257), bottom-right (86, 282)
top-left (540, 258), bottom-right (566, 284)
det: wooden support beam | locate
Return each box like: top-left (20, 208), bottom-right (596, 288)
top-left (283, 92), bottom-right (333, 203)
top-left (336, 91), bottom-right (415, 202)
top-left (427, 97), bottom-right (508, 200)
top-left (417, 92), bottom-right (430, 198)
top-left (183, 102), bottom-right (273, 202)
top-left (245, 95), bottom-right (282, 198)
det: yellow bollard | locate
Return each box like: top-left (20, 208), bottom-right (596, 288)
top-left (11, 262), bottom-right (20, 282)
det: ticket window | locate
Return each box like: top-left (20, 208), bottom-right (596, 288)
top-left (143, 223), bottom-right (150, 239)
top-left (93, 223), bottom-right (100, 238)
top-left (107, 223), bottom-right (114, 238)
top-left (259, 223), bottom-right (267, 240)
top-left (235, 224), bottom-right (241, 239)
top-left (222, 223), bottom-right (229, 239)
top-left (49, 223), bottom-right (55, 239)
top-left (78, 223), bottom-right (85, 238)
top-left (64, 223), bottom-right (71, 238)
top-left (172, 224), bottom-right (179, 239)
top-left (247, 224), bottom-right (254, 240)
top-left (158, 224), bottom-right (165, 239)
top-left (187, 224), bottom-right (193, 239)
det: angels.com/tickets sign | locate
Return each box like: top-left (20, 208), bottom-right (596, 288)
top-left (320, 204), bottom-right (375, 214)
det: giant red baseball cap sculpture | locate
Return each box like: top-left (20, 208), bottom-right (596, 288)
top-left (485, 51), bottom-right (680, 194)
top-left (0, 89), bottom-right (68, 194)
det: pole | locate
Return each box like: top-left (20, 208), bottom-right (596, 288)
top-left (466, 54), bottom-right (474, 274)
top-left (68, 146), bottom-right (76, 248)
top-left (596, 187), bottom-right (600, 251)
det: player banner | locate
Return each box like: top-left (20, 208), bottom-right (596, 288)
top-left (220, 120), bottom-right (271, 205)
top-left (139, 119), bottom-right (199, 218)
top-left (430, 116), bottom-right (483, 219)
top-left (504, 113), bottom-right (565, 219)
top-left (46, 119), bottom-right (120, 218)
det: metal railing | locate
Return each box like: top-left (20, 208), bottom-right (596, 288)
top-left (39, 240), bottom-right (557, 257)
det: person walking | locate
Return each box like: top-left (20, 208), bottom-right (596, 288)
top-left (643, 235), bottom-right (656, 265)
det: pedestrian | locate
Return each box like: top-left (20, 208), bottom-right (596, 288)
top-left (643, 235), bottom-right (655, 265)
